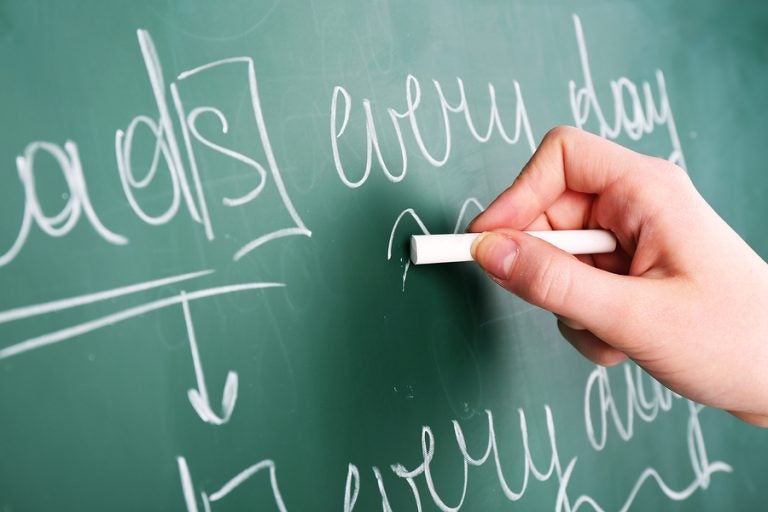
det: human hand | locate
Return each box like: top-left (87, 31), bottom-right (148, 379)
top-left (469, 126), bottom-right (768, 426)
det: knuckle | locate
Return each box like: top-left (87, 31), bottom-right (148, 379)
top-left (525, 255), bottom-right (572, 310)
top-left (665, 164), bottom-right (694, 191)
top-left (628, 157), bottom-right (694, 212)
top-left (644, 157), bottom-right (691, 186)
top-left (666, 161), bottom-right (688, 177)
top-left (558, 322), bottom-right (628, 367)
top-left (625, 169), bottom-right (668, 207)
top-left (544, 125), bottom-right (575, 140)
top-left (591, 348), bottom-right (628, 367)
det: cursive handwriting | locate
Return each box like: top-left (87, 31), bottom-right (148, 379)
top-left (177, 363), bottom-right (730, 511)
top-left (1, 30), bottom-right (311, 270)
top-left (331, 76), bottom-right (535, 189)
top-left (569, 15), bottom-right (686, 168)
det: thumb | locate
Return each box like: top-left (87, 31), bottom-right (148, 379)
top-left (471, 230), bottom-right (642, 340)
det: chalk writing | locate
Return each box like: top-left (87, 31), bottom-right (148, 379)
top-left (584, 364), bottom-right (676, 451)
top-left (0, 278), bottom-right (284, 361)
top-left (176, 363), bottom-right (730, 511)
top-left (387, 198), bottom-right (485, 291)
top-left (116, 30), bottom-right (204, 229)
top-left (569, 15), bottom-right (686, 168)
top-left (175, 55), bottom-right (312, 258)
top-left (0, 141), bottom-right (127, 268)
top-left (181, 292), bottom-right (239, 425)
top-left (178, 456), bottom-right (287, 512)
top-left (331, 76), bottom-right (535, 189)
top-left (1, 29), bottom-right (311, 271)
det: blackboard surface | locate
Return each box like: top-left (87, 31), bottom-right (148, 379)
top-left (1, 1), bottom-right (767, 510)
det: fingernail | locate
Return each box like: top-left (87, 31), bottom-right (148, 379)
top-left (471, 232), bottom-right (518, 280)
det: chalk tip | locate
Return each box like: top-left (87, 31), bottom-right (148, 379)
top-left (410, 235), bottom-right (423, 264)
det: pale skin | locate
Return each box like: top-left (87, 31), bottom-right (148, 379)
top-left (469, 126), bottom-right (768, 427)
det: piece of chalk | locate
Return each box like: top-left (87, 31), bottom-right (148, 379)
top-left (410, 230), bottom-right (617, 265)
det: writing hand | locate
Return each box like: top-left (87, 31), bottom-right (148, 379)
top-left (469, 126), bottom-right (768, 426)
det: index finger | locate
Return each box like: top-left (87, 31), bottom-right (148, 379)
top-left (469, 126), bottom-right (647, 232)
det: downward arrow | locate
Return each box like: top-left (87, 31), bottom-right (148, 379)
top-left (181, 292), bottom-right (238, 425)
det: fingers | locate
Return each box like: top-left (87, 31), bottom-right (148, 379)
top-left (557, 320), bottom-right (628, 367)
top-left (541, 189), bottom-right (595, 230)
top-left (728, 410), bottom-right (768, 428)
top-left (469, 126), bottom-right (649, 233)
top-left (471, 229), bottom-right (651, 350)
top-left (592, 246), bottom-right (632, 275)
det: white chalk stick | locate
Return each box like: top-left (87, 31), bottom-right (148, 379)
top-left (410, 230), bottom-right (617, 265)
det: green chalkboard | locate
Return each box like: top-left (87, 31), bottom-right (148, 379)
top-left (1, 1), bottom-right (767, 510)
